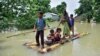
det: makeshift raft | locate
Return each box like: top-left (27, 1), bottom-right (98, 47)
top-left (24, 32), bottom-right (89, 53)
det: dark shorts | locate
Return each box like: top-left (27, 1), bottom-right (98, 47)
top-left (69, 25), bottom-right (74, 30)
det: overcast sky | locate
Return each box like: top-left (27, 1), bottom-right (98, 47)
top-left (50, 0), bottom-right (80, 16)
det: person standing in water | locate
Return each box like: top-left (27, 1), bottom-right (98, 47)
top-left (58, 10), bottom-right (70, 39)
top-left (34, 11), bottom-right (46, 49)
top-left (68, 14), bottom-right (74, 36)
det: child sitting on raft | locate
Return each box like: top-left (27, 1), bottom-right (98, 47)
top-left (45, 29), bottom-right (55, 46)
top-left (54, 28), bottom-right (62, 43)
top-left (45, 28), bottom-right (62, 45)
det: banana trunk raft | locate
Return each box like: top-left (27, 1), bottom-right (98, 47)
top-left (24, 32), bottom-right (89, 54)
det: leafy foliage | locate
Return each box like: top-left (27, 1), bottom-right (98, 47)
top-left (56, 2), bottom-right (67, 15)
top-left (75, 0), bottom-right (100, 22)
top-left (0, 0), bottom-right (51, 31)
top-left (50, 2), bottom-right (67, 16)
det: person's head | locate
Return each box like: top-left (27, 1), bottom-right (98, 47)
top-left (63, 10), bottom-right (69, 20)
top-left (38, 11), bottom-right (43, 18)
top-left (50, 29), bottom-right (54, 34)
top-left (70, 14), bottom-right (73, 18)
top-left (56, 28), bottom-right (62, 33)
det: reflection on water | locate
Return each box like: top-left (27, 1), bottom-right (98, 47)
top-left (0, 22), bottom-right (100, 56)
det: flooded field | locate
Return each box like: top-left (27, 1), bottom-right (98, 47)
top-left (0, 22), bottom-right (100, 56)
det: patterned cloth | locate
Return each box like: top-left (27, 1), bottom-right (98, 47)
top-left (63, 22), bottom-right (70, 35)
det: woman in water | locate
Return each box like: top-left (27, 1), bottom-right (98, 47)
top-left (58, 10), bottom-right (70, 39)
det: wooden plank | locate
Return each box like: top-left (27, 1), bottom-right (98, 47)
top-left (24, 32), bottom-right (89, 54)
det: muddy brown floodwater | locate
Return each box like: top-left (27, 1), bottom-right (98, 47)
top-left (0, 22), bottom-right (100, 56)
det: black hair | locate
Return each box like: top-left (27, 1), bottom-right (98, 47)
top-left (70, 14), bottom-right (73, 17)
top-left (56, 28), bottom-right (61, 32)
top-left (63, 10), bottom-right (69, 20)
top-left (50, 29), bottom-right (54, 33)
top-left (63, 10), bottom-right (68, 16)
top-left (38, 11), bottom-right (43, 15)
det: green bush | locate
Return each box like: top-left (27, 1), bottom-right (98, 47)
top-left (0, 18), bottom-right (9, 31)
top-left (15, 16), bottom-right (36, 30)
top-left (95, 8), bottom-right (100, 22)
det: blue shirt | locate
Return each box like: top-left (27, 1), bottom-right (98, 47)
top-left (68, 18), bottom-right (74, 27)
top-left (35, 18), bottom-right (46, 31)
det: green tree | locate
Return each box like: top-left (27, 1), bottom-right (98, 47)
top-left (0, 0), bottom-right (51, 31)
top-left (75, 0), bottom-right (93, 23)
top-left (56, 2), bottom-right (67, 15)
top-left (94, 0), bottom-right (100, 22)
top-left (75, 0), bottom-right (100, 22)
top-left (50, 7), bottom-right (58, 14)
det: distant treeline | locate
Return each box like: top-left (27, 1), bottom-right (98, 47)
top-left (75, 0), bottom-right (100, 23)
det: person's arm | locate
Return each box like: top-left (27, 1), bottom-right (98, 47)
top-left (47, 34), bottom-right (51, 40)
top-left (55, 33), bottom-right (60, 38)
top-left (44, 19), bottom-right (46, 27)
top-left (57, 15), bottom-right (66, 27)
top-left (57, 34), bottom-right (61, 39)
top-left (43, 19), bottom-right (47, 30)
